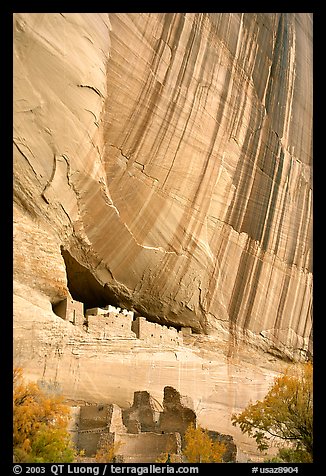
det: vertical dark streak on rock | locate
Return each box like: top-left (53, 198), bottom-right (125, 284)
top-left (118, 13), bottom-right (178, 160)
top-left (242, 258), bottom-right (264, 330)
top-left (160, 14), bottom-right (204, 187)
top-left (227, 243), bottom-right (253, 327)
top-left (224, 104), bottom-right (264, 233)
top-left (234, 145), bottom-right (285, 331)
top-left (273, 273), bottom-right (291, 336)
top-left (144, 14), bottom-right (188, 163)
top-left (169, 49), bottom-right (231, 257)
top-left (294, 277), bottom-right (309, 336)
top-left (260, 149), bottom-right (283, 250)
top-left (274, 162), bottom-right (290, 256)
top-left (225, 13), bottom-right (303, 339)
top-left (264, 13), bottom-right (283, 115)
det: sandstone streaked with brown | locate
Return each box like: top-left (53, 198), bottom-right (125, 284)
top-left (13, 14), bottom-right (312, 358)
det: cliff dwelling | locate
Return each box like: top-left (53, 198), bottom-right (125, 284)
top-left (50, 247), bottom-right (192, 344)
top-left (53, 295), bottom-right (190, 345)
top-left (13, 12), bottom-right (313, 463)
top-left (57, 247), bottom-right (190, 335)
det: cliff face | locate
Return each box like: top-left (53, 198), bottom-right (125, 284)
top-left (14, 13), bottom-right (312, 359)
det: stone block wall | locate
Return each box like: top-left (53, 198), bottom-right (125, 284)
top-left (207, 430), bottom-right (237, 463)
top-left (113, 431), bottom-right (182, 463)
top-left (123, 391), bottom-right (161, 433)
top-left (53, 297), bottom-right (84, 325)
top-left (131, 317), bottom-right (183, 346)
top-left (79, 404), bottom-right (110, 430)
top-left (78, 428), bottom-right (109, 457)
top-left (86, 305), bottom-right (134, 319)
top-left (54, 300), bottom-right (184, 345)
top-left (85, 307), bottom-right (108, 317)
top-left (73, 387), bottom-right (236, 462)
top-left (122, 386), bottom-right (197, 439)
top-left (86, 312), bottom-right (135, 338)
top-left (181, 327), bottom-right (192, 336)
top-left (77, 404), bottom-right (127, 457)
top-left (67, 406), bottom-right (80, 447)
top-left (158, 386), bottom-right (196, 437)
top-left (108, 403), bottom-right (127, 433)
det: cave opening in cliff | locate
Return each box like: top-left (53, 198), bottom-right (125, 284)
top-left (59, 247), bottom-right (121, 311)
top-left (56, 247), bottom-right (196, 333)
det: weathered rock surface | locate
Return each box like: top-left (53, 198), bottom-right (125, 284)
top-left (13, 13), bottom-right (312, 460)
top-left (13, 292), bottom-right (286, 460)
top-left (14, 13), bottom-right (312, 358)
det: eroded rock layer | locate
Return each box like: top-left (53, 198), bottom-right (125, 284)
top-left (14, 13), bottom-right (312, 359)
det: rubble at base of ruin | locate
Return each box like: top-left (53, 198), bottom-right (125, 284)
top-left (53, 297), bottom-right (192, 346)
top-left (68, 386), bottom-right (237, 463)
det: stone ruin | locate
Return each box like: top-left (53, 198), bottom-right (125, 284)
top-left (70, 386), bottom-right (237, 463)
top-left (131, 317), bottom-right (183, 346)
top-left (86, 305), bottom-right (135, 339)
top-left (53, 297), bottom-right (84, 326)
top-left (53, 297), bottom-right (192, 346)
top-left (123, 391), bottom-right (162, 433)
top-left (159, 386), bottom-right (197, 439)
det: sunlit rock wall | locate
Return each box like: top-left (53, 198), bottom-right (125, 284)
top-left (13, 13), bottom-right (312, 359)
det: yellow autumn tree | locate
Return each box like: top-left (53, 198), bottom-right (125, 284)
top-left (231, 362), bottom-right (313, 463)
top-left (183, 424), bottom-right (226, 463)
top-left (155, 452), bottom-right (180, 463)
top-left (94, 440), bottom-right (122, 463)
top-left (13, 367), bottom-right (76, 463)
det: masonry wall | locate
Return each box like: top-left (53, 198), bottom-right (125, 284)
top-left (67, 299), bottom-right (84, 325)
top-left (122, 390), bottom-right (161, 433)
top-left (114, 432), bottom-right (181, 462)
top-left (55, 300), bottom-right (184, 345)
top-left (76, 404), bottom-right (127, 457)
top-left (78, 429), bottom-right (108, 456)
top-left (86, 312), bottom-right (135, 338)
top-left (85, 307), bottom-right (108, 317)
top-left (159, 386), bottom-right (196, 437)
top-left (79, 404), bottom-right (110, 430)
top-left (132, 317), bottom-right (183, 346)
top-left (86, 305), bottom-right (134, 318)
top-left (53, 297), bottom-right (84, 325)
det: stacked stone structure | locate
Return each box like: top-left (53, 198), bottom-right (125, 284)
top-left (86, 311), bottom-right (135, 339)
top-left (53, 298), bottom-right (185, 345)
top-left (158, 386), bottom-right (197, 438)
top-left (131, 317), bottom-right (183, 346)
top-left (73, 386), bottom-right (236, 462)
top-left (53, 297), bottom-right (84, 326)
top-left (122, 391), bottom-right (162, 433)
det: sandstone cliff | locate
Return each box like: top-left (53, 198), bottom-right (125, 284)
top-left (14, 13), bottom-right (312, 360)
